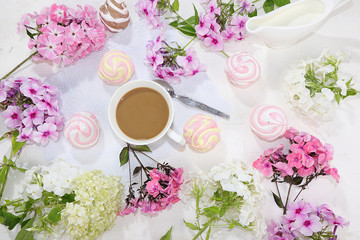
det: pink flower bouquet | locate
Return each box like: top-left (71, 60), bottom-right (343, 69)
top-left (268, 201), bottom-right (349, 240)
top-left (119, 144), bottom-right (184, 215)
top-left (0, 77), bottom-right (64, 145)
top-left (253, 127), bottom-right (339, 214)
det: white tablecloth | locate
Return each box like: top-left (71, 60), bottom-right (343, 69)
top-left (1, 0), bottom-right (360, 239)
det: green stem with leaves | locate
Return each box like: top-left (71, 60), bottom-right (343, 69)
top-left (283, 183), bottom-right (293, 215)
top-left (1, 51), bottom-right (38, 80)
top-left (192, 222), bottom-right (211, 240)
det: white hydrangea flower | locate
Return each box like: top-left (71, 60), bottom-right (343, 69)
top-left (25, 184), bottom-right (43, 199)
top-left (62, 170), bottom-right (123, 240)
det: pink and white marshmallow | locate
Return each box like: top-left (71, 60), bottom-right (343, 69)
top-left (98, 49), bottom-right (135, 85)
top-left (225, 53), bottom-right (261, 87)
top-left (249, 105), bottom-right (287, 141)
top-left (183, 114), bottom-right (220, 152)
top-left (64, 112), bottom-right (100, 149)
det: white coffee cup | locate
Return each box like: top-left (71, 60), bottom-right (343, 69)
top-left (108, 80), bottom-right (185, 146)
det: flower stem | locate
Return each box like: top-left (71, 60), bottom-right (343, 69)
top-left (0, 165), bottom-right (11, 201)
top-left (182, 36), bottom-right (197, 50)
top-left (129, 147), bottom-right (150, 177)
top-left (293, 188), bottom-right (304, 202)
top-left (283, 183), bottom-right (293, 215)
top-left (221, 51), bottom-right (229, 58)
top-left (192, 223), bottom-right (210, 240)
top-left (1, 51), bottom-right (38, 80)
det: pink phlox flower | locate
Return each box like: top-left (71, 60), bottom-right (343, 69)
top-left (292, 214), bottom-right (322, 236)
top-left (195, 13), bottom-right (212, 36)
top-left (36, 94), bottom-right (59, 116)
top-left (17, 127), bottom-right (34, 143)
top-left (206, 0), bottom-right (221, 15)
top-left (162, 67), bottom-right (183, 84)
top-left (17, 13), bottom-right (32, 33)
top-left (267, 220), bottom-right (293, 240)
top-left (65, 22), bottom-right (85, 45)
top-left (287, 201), bottom-right (312, 220)
top-left (54, 50), bottom-right (73, 65)
top-left (140, 201), bottom-right (164, 215)
top-left (301, 154), bottom-right (314, 168)
top-left (36, 14), bottom-right (51, 26)
top-left (230, 15), bottom-right (248, 34)
top-left (32, 122), bottom-right (59, 145)
top-left (297, 166), bottom-right (315, 177)
top-left (303, 140), bottom-right (322, 153)
top-left (40, 23), bottom-right (65, 42)
top-left (208, 17), bottom-right (221, 34)
top-left (221, 27), bottom-right (235, 41)
top-left (274, 162), bottom-right (293, 177)
top-left (264, 144), bottom-right (284, 157)
top-left (317, 204), bottom-right (335, 221)
top-left (50, 4), bottom-right (68, 23)
top-left (45, 116), bottom-right (65, 131)
top-left (1, 106), bottom-right (23, 129)
top-left (146, 49), bottom-right (164, 70)
top-left (286, 152), bottom-right (303, 169)
top-left (253, 155), bottom-right (273, 177)
top-left (329, 216), bottom-right (349, 227)
top-left (27, 38), bottom-right (38, 50)
top-left (324, 167), bottom-right (340, 183)
top-left (37, 34), bottom-right (64, 61)
top-left (146, 179), bottom-right (163, 197)
top-left (19, 81), bottom-right (45, 101)
top-left (22, 105), bottom-right (44, 127)
top-left (284, 127), bottom-right (299, 141)
top-left (238, 0), bottom-right (255, 13)
top-left (316, 143), bottom-right (334, 164)
top-left (203, 32), bottom-right (224, 51)
top-left (187, 63), bottom-right (207, 76)
top-left (177, 47), bottom-right (200, 70)
top-left (290, 143), bottom-right (305, 154)
top-left (82, 5), bottom-right (98, 26)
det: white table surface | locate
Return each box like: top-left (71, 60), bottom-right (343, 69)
top-left (1, 0), bottom-right (360, 239)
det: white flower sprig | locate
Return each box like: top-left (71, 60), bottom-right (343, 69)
top-left (184, 161), bottom-right (266, 239)
top-left (283, 49), bottom-right (359, 121)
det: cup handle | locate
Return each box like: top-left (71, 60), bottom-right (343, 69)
top-left (166, 128), bottom-right (186, 146)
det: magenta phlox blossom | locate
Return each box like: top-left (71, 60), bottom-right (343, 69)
top-left (253, 127), bottom-right (339, 183)
top-left (135, 0), bottom-right (164, 29)
top-left (268, 201), bottom-right (349, 239)
top-left (120, 164), bottom-right (183, 216)
top-left (18, 4), bottom-right (106, 65)
top-left (145, 35), bottom-right (205, 83)
top-left (0, 77), bottom-right (64, 145)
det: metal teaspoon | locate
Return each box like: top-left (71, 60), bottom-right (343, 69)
top-left (153, 80), bottom-right (230, 119)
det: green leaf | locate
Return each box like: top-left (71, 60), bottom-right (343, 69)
top-left (172, 0), bottom-right (179, 11)
top-left (48, 207), bottom-right (61, 223)
top-left (274, 0), bottom-right (290, 7)
top-left (219, 206), bottom-right (227, 217)
top-left (0, 166), bottom-right (9, 184)
top-left (272, 192), bottom-right (284, 208)
top-left (176, 25), bottom-right (197, 37)
top-left (248, 7), bottom-right (257, 17)
top-left (160, 226), bottom-right (172, 240)
top-left (131, 145), bottom-right (151, 152)
top-left (119, 147), bottom-right (129, 166)
top-left (335, 93), bottom-right (340, 104)
top-left (20, 218), bottom-right (31, 228)
top-left (25, 29), bottom-right (36, 39)
top-left (61, 193), bottom-right (76, 204)
top-left (193, 4), bottom-right (199, 25)
top-left (133, 166), bottom-right (142, 175)
top-left (1, 211), bottom-right (21, 230)
top-left (11, 131), bottom-right (26, 156)
top-left (292, 176), bottom-right (303, 185)
top-left (202, 206), bottom-right (220, 218)
top-left (169, 20), bottom-right (178, 27)
top-left (205, 226), bottom-right (211, 240)
top-left (183, 220), bottom-right (200, 230)
top-left (0, 132), bottom-right (12, 142)
top-left (15, 217), bottom-right (34, 240)
top-left (263, 0), bottom-right (275, 13)
top-left (284, 175), bottom-right (292, 184)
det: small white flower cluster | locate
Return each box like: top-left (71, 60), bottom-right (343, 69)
top-left (21, 159), bottom-right (81, 199)
top-left (61, 170), bottom-right (123, 240)
top-left (283, 49), bottom-right (358, 121)
top-left (192, 161), bottom-right (266, 237)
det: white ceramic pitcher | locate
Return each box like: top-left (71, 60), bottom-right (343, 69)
top-left (245, 0), bottom-right (350, 48)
